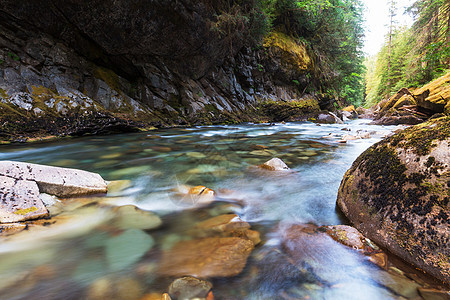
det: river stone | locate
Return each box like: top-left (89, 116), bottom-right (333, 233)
top-left (159, 237), bottom-right (254, 278)
top-left (418, 288), bottom-right (450, 300)
top-left (323, 225), bottom-right (375, 251)
top-left (168, 277), bottom-right (212, 300)
top-left (113, 205), bottom-right (162, 230)
top-left (194, 214), bottom-right (250, 233)
top-left (0, 161), bottom-right (107, 197)
top-left (105, 229), bottom-right (154, 272)
top-left (0, 175), bottom-right (48, 223)
top-left (337, 117), bottom-right (450, 284)
top-left (192, 214), bottom-right (260, 245)
top-left (259, 158), bottom-right (290, 171)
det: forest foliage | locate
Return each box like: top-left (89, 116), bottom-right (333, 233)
top-left (215, 0), bottom-right (366, 106)
top-left (364, 0), bottom-right (450, 107)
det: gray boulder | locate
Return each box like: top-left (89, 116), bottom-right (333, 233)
top-left (0, 175), bottom-right (49, 223)
top-left (0, 161), bottom-right (107, 197)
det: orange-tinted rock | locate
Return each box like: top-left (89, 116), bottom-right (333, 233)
top-left (192, 214), bottom-right (260, 245)
top-left (159, 237), bottom-right (254, 278)
top-left (171, 185), bottom-right (216, 207)
top-left (140, 293), bottom-right (163, 300)
top-left (0, 223), bottom-right (27, 235)
top-left (368, 252), bottom-right (388, 269)
top-left (194, 214), bottom-right (250, 233)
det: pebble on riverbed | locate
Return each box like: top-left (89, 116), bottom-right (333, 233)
top-left (259, 158), bottom-right (290, 171)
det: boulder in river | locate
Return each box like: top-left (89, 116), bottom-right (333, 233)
top-left (0, 175), bottom-right (49, 223)
top-left (337, 117), bottom-right (450, 284)
top-left (0, 161), bottom-right (107, 197)
top-left (159, 237), bottom-right (254, 278)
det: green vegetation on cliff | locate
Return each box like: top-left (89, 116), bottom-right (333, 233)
top-left (216, 0), bottom-right (366, 105)
top-left (365, 0), bottom-right (450, 106)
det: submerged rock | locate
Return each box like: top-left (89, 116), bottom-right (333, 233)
top-left (0, 175), bottom-right (48, 223)
top-left (159, 237), bottom-right (254, 278)
top-left (113, 205), bottom-right (162, 230)
top-left (337, 117), bottom-right (450, 284)
top-left (168, 277), bottom-right (212, 300)
top-left (0, 161), bottom-right (107, 197)
top-left (105, 229), bottom-right (154, 272)
top-left (192, 214), bottom-right (260, 245)
top-left (172, 185), bottom-right (216, 207)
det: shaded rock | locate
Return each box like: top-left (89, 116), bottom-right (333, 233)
top-left (168, 277), bottom-right (212, 300)
top-left (0, 175), bottom-right (48, 223)
top-left (341, 105), bottom-right (358, 119)
top-left (313, 112), bottom-right (343, 124)
top-left (418, 288), bottom-right (450, 300)
top-left (0, 161), bottom-right (107, 197)
top-left (337, 117), bottom-right (450, 284)
top-left (322, 225), bottom-right (379, 252)
top-left (113, 205), bottom-right (162, 230)
top-left (106, 229), bottom-right (154, 272)
top-left (259, 158), bottom-right (290, 171)
top-left (370, 115), bottom-right (424, 125)
top-left (0, 222), bottom-right (27, 235)
top-left (159, 237), bottom-right (254, 278)
top-left (371, 269), bottom-right (421, 299)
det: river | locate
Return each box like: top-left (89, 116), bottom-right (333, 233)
top-left (0, 120), bottom-right (438, 299)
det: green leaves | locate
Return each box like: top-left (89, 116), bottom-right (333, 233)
top-left (364, 0), bottom-right (449, 107)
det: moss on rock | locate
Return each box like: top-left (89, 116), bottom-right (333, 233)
top-left (337, 117), bottom-right (450, 284)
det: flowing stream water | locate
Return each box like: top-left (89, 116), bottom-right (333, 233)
top-left (0, 120), bottom-right (443, 299)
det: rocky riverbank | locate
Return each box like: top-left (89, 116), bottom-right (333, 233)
top-left (370, 72), bottom-right (450, 125)
top-left (0, 1), bottom-right (351, 143)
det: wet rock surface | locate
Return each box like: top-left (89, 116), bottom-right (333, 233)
top-left (159, 237), bottom-right (254, 278)
top-left (337, 117), bottom-right (450, 284)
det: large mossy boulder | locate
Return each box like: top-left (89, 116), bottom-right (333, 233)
top-left (337, 117), bottom-right (450, 284)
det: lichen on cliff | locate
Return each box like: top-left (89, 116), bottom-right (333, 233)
top-left (263, 31), bottom-right (312, 71)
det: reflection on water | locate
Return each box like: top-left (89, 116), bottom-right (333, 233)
top-left (0, 120), bottom-right (441, 299)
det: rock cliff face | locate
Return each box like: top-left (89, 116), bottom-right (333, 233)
top-left (337, 117), bottom-right (450, 284)
top-left (0, 0), bottom-right (326, 141)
